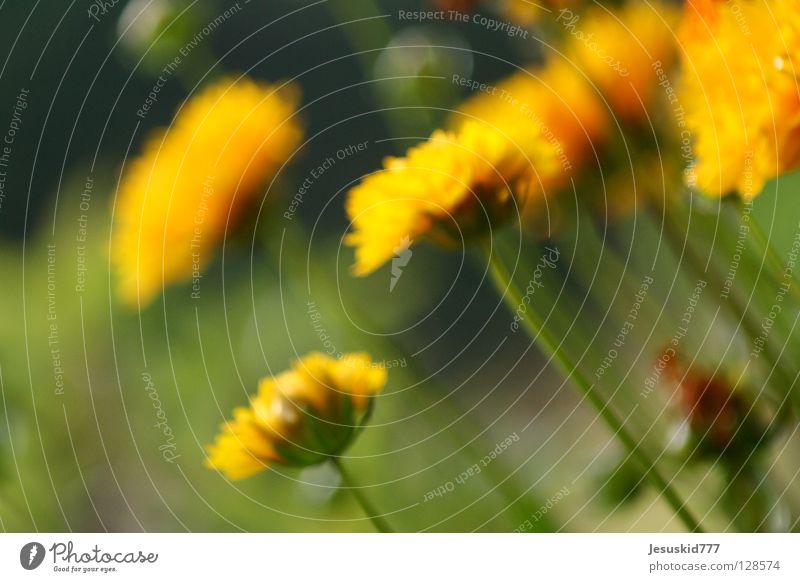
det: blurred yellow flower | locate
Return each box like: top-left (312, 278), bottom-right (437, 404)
top-left (112, 76), bottom-right (302, 306)
top-left (455, 58), bottom-right (608, 197)
top-left (206, 352), bottom-right (387, 480)
top-left (680, 0), bottom-right (800, 198)
top-left (346, 120), bottom-right (555, 276)
top-left (568, 1), bottom-right (680, 121)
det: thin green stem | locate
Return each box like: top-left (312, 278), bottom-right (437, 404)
top-left (272, 224), bottom-right (560, 530)
top-left (722, 456), bottom-right (783, 533)
top-left (653, 201), bottom-right (800, 531)
top-left (656, 203), bottom-right (798, 398)
top-left (726, 199), bottom-right (800, 404)
top-left (332, 457), bottom-right (394, 533)
top-left (366, 327), bottom-right (560, 531)
top-left (729, 198), bottom-right (798, 294)
top-left (481, 241), bottom-right (705, 533)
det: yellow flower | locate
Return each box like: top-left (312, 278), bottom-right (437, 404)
top-left (567, 1), bottom-right (680, 121)
top-left (205, 352), bottom-right (387, 480)
top-left (680, 0), bottom-right (800, 198)
top-left (455, 58), bottom-right (609, 196)
top-left (345, 120), bottom-right (555, 276)
top-left (112, 76), bottom-right (302, 306)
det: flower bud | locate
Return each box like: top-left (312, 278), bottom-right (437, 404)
top-left (206, 353), bottom-right (387, 480)
top-left (661, 350), bottom-right (773, 459)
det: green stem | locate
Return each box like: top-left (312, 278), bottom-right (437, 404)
top-left (656, 203), bottom-right (798, 396)
top-left (729, 198), bottom-right (798, 293)
top-left (481, 241), bottom-right (705, 533)
top-left (332, 457), bottom-right (394, 533)
top-left (652, 201), bottom-right (800, 530)
top-left (722, 456), bottom-right (783, 532)
top-left (367, 325), bottom-right (559, 531)
top-left (273, 225), bottom-right (559, 530)
top-left (726, 198), bottom-right (800, 404)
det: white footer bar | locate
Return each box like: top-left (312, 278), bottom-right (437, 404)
top-left (1, 533), bottom-right (797, 580)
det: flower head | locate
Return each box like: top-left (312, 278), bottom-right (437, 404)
top-left (455, 59), bottom-right (609, 195)
top-left (568, 1), bottom-right (680, 121)
top-left (205, 352), bottom-right (387, 480)
top-left (680, 0), bottom-right (800, 198)
top-left (345, 120), bottom-right (556, 276)
top-left (112, 76), bottom-right (302, 306)
top-left (501, 0), bottom-right (583, 26)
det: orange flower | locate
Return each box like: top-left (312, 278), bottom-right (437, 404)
top-left (566, 1), bottom-right (681, 121)
top-left (680, 0), bottom-right (800, 197)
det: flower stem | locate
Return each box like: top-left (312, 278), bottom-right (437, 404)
top-left (332, 458), bottom-right (394, 533)
top-left (273, 225), bottom-right (558, 530)
top-left (342, 303), bottom-right (559, 531)
top-left (729, 197), bottom-right (798, 294)
top-left (481, 241), bottom-right (705, 533)
top-left (656, 202), bottom-right (798, 394)
top-left (722, 456), bottom-right (785, 532)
